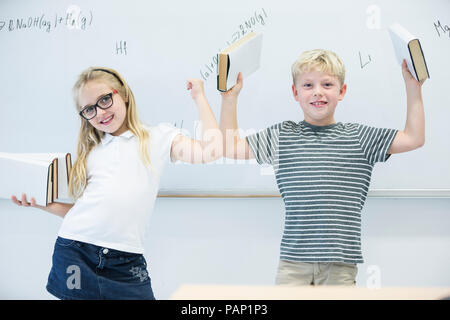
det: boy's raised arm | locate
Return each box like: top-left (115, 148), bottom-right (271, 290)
top-left (219, 73), bottom-right (255, 160)
top-left (387, 59), bottom-right (425, 154)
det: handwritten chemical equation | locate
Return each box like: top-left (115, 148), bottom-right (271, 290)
top-left (434, 20), bottom-right (449, 38)
top-left (200, 8), bottom-right (268, 82)
top-left (0, 7), bottom-right (93, 33)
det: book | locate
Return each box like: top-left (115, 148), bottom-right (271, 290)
top-left (0, 152), bottom-right (72, 206)
top-left (388, 23), bottom-right (430, 82)
top-left (217, 32), bottom-right (263, 92)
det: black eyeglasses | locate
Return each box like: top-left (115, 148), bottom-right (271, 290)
top-left (79, 90), bottom-right (118, 120)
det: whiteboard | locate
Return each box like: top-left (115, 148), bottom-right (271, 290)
top-left (1, 0), bottom-right (449, 197)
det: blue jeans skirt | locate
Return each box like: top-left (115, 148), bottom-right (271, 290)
top-left (46, 237), bottom-right (155, 300)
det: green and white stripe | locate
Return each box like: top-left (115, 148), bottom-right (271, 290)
top-left (246, 120), bottom-right (397, 264)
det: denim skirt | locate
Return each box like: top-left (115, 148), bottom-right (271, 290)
top-left (46, 237), bottom-right (155, 300)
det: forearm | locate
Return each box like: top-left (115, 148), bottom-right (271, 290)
top-left (220, 97), bottom-right (241, 158)
top-left (195, 95), bottom-right (220, 139)
top-left (194, 95), bottom-right (223, 161)
top-left (404, 86), bottom-right (425, 147)
top-left (43, 202), bottom-right (74, 218)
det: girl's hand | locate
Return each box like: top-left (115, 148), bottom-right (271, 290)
top-left (187, 78), bottom-right (205, 100)
top-left (220, 72), bottom-right (243, 100)
top-left (402, 59), bottom-right (425, 88)
top-left (11, 193), bottom-right (45, 210)
top-left (11, 193), bottom-right (72, 218)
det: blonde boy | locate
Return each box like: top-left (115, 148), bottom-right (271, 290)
top-left (219, 49), bottom-right (425, 286)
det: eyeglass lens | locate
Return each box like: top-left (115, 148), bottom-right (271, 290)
top-left (81, 94), bottom-right (113, 120)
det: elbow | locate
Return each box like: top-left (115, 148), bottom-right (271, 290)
top-left (200, 143), bottom-right (223, 164)
top-left (406, 139), bottom-right (424, 152)
top-left (404, 131), bottom-right (425, 151)
top-left (416, 136), bottom-right (425, 149)
top-left (420, 135), bottom-right (425, 147)
top-left (206, 151), bottom-right (223, 163)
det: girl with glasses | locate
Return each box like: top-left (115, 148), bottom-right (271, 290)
top-left (11, 67), bottom-right (222, 299)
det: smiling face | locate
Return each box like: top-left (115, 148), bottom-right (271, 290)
top-left (292, 69), bottom-right (347, 126)
top-left (78, 81), bottom-right (128, 136)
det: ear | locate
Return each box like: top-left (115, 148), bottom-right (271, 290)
top-left (338, 84), bottom-right (347, 101)
top-left (292, 84), bottom-right (300, 102)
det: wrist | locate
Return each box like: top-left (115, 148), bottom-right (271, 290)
top-left (193, 95), bottom-right (209, 107)
top-left (221, 95), bottom-right (238, 106)
top-left (193, 93), bottom-right (206, 102)
top-left (405, 78), bottom-right (423, 90)
top-left (405, 84), bottom-right (423, 100)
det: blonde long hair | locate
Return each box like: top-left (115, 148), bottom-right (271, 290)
top-left (68, 67), bottom-right (151, 199)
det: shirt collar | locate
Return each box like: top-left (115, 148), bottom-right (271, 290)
top-left (101, 130), bottom-right (134, 145)
top-left (300, 120), bottom-right (340, 131)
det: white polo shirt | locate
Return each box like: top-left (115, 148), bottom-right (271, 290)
top-left (58, 123), bottom-right (180, 253)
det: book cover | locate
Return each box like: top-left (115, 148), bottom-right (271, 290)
top-left (217, 32), bottom-right (263, 92)
top-left (388, 23), bottom-right (430, 82)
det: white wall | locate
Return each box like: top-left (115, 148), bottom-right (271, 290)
top-left (2, 0), bottom-right (450, 193)
top-left (0, 197), bottom-right (449, 299)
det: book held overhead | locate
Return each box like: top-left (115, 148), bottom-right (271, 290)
top-left (217, 32), bottom-right (263, 92)
top-left (388, 23), bottom-right (430, 82)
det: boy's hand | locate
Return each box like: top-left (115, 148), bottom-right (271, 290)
top-left (401, 59), bottom-right (425, 88)
top-left (187, 78), bottom-right (205, 100)
top-left (220, 72), bottom-right (243, 100)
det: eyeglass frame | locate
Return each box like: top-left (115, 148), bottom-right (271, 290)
top-left (79, 89), bottom-right (118, 120)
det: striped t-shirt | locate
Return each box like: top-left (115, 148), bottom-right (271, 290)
top-left (246, 120), bottom-right (398, 264)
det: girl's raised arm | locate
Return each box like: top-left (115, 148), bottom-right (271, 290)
top-left (170, 79), bottom-right (223, 164)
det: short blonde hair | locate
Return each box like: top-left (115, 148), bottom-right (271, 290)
top-left (291, 49), bottom-right (345, 86)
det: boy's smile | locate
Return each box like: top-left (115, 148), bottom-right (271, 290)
top-left (310, 100), bottom-right (328, 108)
top-left (292, 70), bottom-right (346, 126)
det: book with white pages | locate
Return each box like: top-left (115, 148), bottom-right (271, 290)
top-left (388, 23), bottom-right (429, 82)
top-left (0, 152), bottom-right (72, 206)
top-left (217, 32), bottom-right (263, 92)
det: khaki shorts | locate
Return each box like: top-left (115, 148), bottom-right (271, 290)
top-left (275, 260), bottom-right (358, 286)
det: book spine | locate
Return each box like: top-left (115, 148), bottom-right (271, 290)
top-left (416, 40), bottom-right (430, 79)
top-left (66, 153), bottom-right (72, 184)
top-left (46, 164), bottom-right (52, 206)
top-left (407, 42), bottom-right (419, 80)
top-left (53, 158), bottom-right (58, 200)
top-left (218, 53), bottom-right (229, 92)
top-left (217, 54), bottom-right (221, 91)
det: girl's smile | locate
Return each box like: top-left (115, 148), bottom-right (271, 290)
top-left (99, 114), bottom-right (114, 125)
